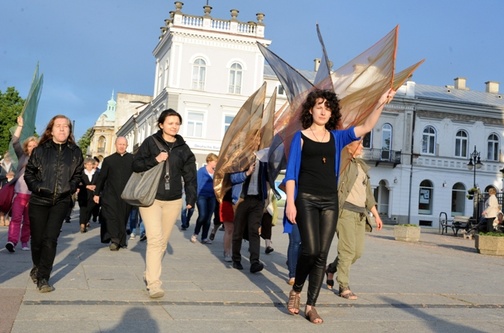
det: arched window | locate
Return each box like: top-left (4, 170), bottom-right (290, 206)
top-left (455, 130), bottom-right (468, 157)
top-left (381, 124), bottom-right (392, 160)
top-left (192, 58), bottom-right (206, 90)
top-left (418, 179), bottom-right (433, 215)
top-left (487, 133), bottom-right (499, 161)
top-left (451, 183), bottom-right (466, 216)
top-left (97, 136), bottom-right (106, 153)
top-left (422, 126), bottom-right (436, 155)
top-left (228, 63), bottom-right (242, 94)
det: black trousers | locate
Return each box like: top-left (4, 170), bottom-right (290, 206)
top-left (232, 196), bottom-right (264, 265)
top-left (29, 197), bottom-right (71, 281)
top-left (293, 192), bottom-right (338, 306)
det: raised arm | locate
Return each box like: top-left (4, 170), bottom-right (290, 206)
top-left (354, 88), bottom-right (396, 138)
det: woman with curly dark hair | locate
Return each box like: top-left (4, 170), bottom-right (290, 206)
top-left (283, 88), bottom-right (394, 324)
top-left (24, 115), bottom-right (83, 292)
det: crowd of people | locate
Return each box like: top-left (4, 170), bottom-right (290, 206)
top-left (11, 88), bottom-right (504, 325)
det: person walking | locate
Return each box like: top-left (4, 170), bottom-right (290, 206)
top-left (93, 137), bottom-right (133, 250)
top-left (325, 139), bottom-right (383, 300)
top-left (5, 116), bottom-right (38, 252)
top-left (132, 109), bottom-right (197, 298)
top-left (24, 115), bottom-right (83, 292)
top-left (77, 157), bottom-right (98, 233)
top-left (191, 153), bottom-right (218, 244)
top-left (284, 88), bottom-right (394, 323)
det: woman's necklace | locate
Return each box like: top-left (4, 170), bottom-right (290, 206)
top-left (310, 127), bottom-right (328, 164)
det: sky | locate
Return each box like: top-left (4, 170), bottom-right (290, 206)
top-left (1, 1), bottom-right (504, 140)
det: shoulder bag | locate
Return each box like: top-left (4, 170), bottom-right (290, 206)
top-left (121, 136), bottom-right (168, 207)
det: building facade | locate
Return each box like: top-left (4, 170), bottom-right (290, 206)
top-left (93, 2), bottom-right (504, 228)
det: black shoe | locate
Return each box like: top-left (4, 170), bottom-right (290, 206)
top-left (139, 234), bottom-right (147, 242)
top-left (265, 246), bottom-right (274, 254)
top-left (5, 242), bottom-right (15, 253)
top-left (37, 278), bottom-right (54, 293)
top-left (250, 262), bottom-right (264, 273)
top-left (209, 231), bottom-right (216, 241)
top-left (30, 267), bottom-right (38, 284)
top-left (109, 243), bottom-right (119, 251)
top-left (232, 261), bottom-right (243, 270)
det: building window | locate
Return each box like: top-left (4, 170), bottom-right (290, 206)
top-left (228, 63), bottom-right (242, 94)
top-left (97, 136), bottom-right (106, 153)
top-left (418, 179), bottom-right (433, 215)
top-left (224, 115), bottom-right (234, 134)
top-left (487, 133), bottom-right (499, 161)
top-left (381, 123), bottom-right (392, 160)
top-left (454, 130), bottom-right (468, 158)
top-left (278, 85), bottom-right (285, 95)
top-left (363, 131), bottom-right (372, 148)
top-left (187, 112), bottom-right (204, 138)
top-left (451, 182), bottom-right (466, 216)
top-left (422, 126), bottom-right (436, 155)
top-left (192, 58), bottom-right (206, 90)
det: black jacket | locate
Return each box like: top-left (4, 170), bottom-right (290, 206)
top-left (25, 140), bottom-right (84, 206)
top-left (132, 131), bottom-right (197, 206)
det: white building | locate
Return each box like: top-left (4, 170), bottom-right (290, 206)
top-left (102, 2), bottom-right (504, 227)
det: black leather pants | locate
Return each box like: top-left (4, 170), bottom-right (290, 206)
top-left (293, 191), bottom-right (338, 306)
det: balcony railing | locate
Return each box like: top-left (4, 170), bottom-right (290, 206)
top-left (362, 148), bottom-right (401, 167)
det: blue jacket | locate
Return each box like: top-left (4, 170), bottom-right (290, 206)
top-left (230, 161), bottom-right (268, 205)
top-left (282, 127), bottom-right (357, 233)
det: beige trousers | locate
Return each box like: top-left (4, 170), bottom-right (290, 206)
top-left (140, 198), bottom-right (182, 289)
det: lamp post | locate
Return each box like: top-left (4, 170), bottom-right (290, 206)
top-left (467, 145), bottom-right (483, 220)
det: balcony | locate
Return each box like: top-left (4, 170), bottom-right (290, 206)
top-left (362, 148), bottom-right (401, 167)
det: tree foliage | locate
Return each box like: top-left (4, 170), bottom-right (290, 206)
top-left (77, 127), bottom-right (93, 156)
top-left (0, 87), bottom-right (24, 156)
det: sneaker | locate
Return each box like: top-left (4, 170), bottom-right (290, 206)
top-left (190, 234), bottom-right (197, 243)
top-left (250, 262), bottom-right (264, 274)
top-left (202, 238), bottom-right (212, 244)
top-left (30, 267), bottom-right (38, 284)
top-left (148, 286), bottom-right (165, 299)
top-left (140, 234), bottom-right (147, 242)
top-left (130, 233), bottom-right (136, 240)
top-left (37, 278), bottom-right (55, 293)
top-left (265, 246), bottom-right (274, 254)
top-left (5, 242), bottom-right (15, 253)
top-left (232, 261), bottom-right (243, 270)
top-left (21, 243), bottom-right (30, 251)
top-left (224, 254), bottom-right (233, 262)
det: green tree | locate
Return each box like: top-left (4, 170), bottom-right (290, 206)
top-left (0, 87), bottom-right (24, 155)
top-left (77, 127), bottom-right (93, 156)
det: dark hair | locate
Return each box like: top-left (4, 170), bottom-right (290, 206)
top-left (39, 115), bottom-right (75, 145)
top-left (93, 156), bottom-right (100, 163)
top-left (299, 89), bottom-right (341, 130)
top-left (158, 109), bottom-right (182, 127)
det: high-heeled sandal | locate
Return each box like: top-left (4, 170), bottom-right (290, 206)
top-left (287, 289), bottom-right (300, 315)
top-left (325, 266), bottom-right (334, 290)
top-left (305, 306), bottom-right (323, 324)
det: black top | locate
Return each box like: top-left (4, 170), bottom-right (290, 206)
top-left (298, 133), bottom-right (337, 195)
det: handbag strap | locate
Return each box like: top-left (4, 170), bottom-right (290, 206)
top-left (151, 136), bottom-right (170, 183)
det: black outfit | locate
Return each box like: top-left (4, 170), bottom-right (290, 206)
top-left (293, 134), bottom-right (338, 306)
top-left (77, 171), bottom-right (99, 229)
top-left (231, 161), bottom-right (268, 272)
top-left (24, 140), bottom-right (83, 283)
top-left (132, 131), bottom-right (197, 206)
top-left (94, 152), bottom-right (133, 248)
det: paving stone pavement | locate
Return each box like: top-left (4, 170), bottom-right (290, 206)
top-left (1, 208), bottom-right (504, 333)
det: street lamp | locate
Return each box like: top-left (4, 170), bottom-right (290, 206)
top-left (467, 145), bottom-right (483, 188)
top-left (467, 145), bottom-right (483, 221)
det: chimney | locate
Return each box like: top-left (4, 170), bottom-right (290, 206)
top-left (454, 77), bottom-right (468, 90)
top-left (485, 81), bottom-right (499, 94)
top-left (314, 58), bottom-right (321, 72)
